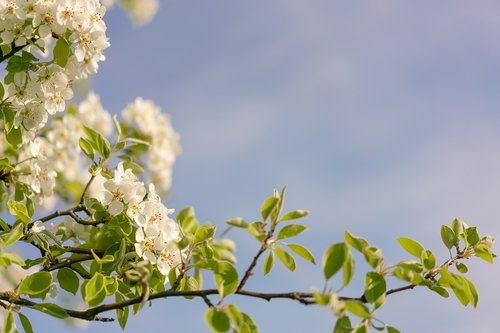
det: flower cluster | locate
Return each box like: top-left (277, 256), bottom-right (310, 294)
top-left (10, 91), bottom-right (112, 208)
top-left (122, 97), bottom-right (181, 192)
top-left (97, 162), bottom-right (183, 276)
top-left (1, 0), bottom-right (109, 141)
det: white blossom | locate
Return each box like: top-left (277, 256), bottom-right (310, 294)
top-left (32, 220), bottom-right (45, 233)
top-left (122, 98), bottom-right (181, 192)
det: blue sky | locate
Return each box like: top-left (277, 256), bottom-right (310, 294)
top-left (33, 1), bottom-right (500, 332)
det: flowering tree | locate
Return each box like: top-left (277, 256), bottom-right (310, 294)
top-left (0, 1), bottom-right (496, 332)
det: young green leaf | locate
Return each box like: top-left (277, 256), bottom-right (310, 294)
top-left (397, 237), bottom-right (424, 258)
top-left (387, 326), bottom-right (401, 333)
top-left (344, 231), bottom-right (369, 252)
top-left (343, 252), bottom-right (354, 288)
top-left (464, 227), bottom-right (480, 247)
top-left (276, 224), bottom-right (307, 240)
top-left (261, 196), bottom-right (279, 221)
top-left (263, 250), bottom-right (274, 275)
top-left (344, 300), bottom-right (371, 319)
top-left (7, 199), bottom-right (31, 224)
top-left (18, 271), bottom-right (52, 297)
top-left (0, 223), bottom-right (24, 248)
top-left (206, 308), bottom-right (230, 333)
top-left (33, 304), bottom-right (68, 319)
top-left (421, 249), bottom-right (436, 271)
top-left (18, 312), bottom-right (33, 333)
top-left (116, 293), bottom-right (129, 330)
top-left (79, 137), bottom-right (95, 161)
top-left (364, 272), bottom-right (386, 304)
top-left (3, 311), bottom-right (15, 333)
top-left (322, 243), bottom-right (348, 280)
top-left (287, 243), bottom-right (316, 264)
top-left (333, 316), bottom-right (352, 333)
top-left (57, 267), bottom-right (79, 295)
top-left (214, 261), bottom-right (238, 298)
top-left (440, 225), bottom-right (457, 250)
top-left (53, 37), bottom-right (71, 67)
top-left (456, 262), bottom-right (468, 274)
top-left (85, 272), bottom-right (106, 306)
top-left (275, 247), bottom-right (296, 271)
top-left (226, 217), bottom-right (248, 228)
top-left (279, 210), bottom-right (309, 222)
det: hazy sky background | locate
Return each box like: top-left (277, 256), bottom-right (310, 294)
top-left (33, 1), bottom-right (500, 332)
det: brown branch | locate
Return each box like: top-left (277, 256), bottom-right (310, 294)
top-left (0, 278), bottom-right (435, 323)
top-left (0, 38), bottom-right (37, 63)
top-left (28, 204), bottom-right (105, 230)
top-left (237, 222), bottom-right (278, 291)
top-left (42, 255), bottom-right (94, 273)
top-left (80, 174), bottom-right (96, 204)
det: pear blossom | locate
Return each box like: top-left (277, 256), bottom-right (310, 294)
top-left (122, 98), bottom-right (181, 192)
top-left (32, 220), bottom-right (45, 233)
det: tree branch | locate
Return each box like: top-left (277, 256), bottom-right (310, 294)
top-left (28, 204), bottom-right (105, 230)
top-left (237, 222), bottom-right (278, 291)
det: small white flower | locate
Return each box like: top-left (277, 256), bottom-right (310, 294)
top-left (32, 221), bottom-right (45, 233)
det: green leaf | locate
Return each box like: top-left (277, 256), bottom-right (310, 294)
top-left (214, 261), bottom-right (238, 298)
top-left (116, 293), bottom-right (129, 330)
top-left (464, 227), bottom-right (480, 247)
top-left (194, 224), bottom-right (216, 243)
top-left (452, 219), bottom-right (465, 239)
top-left (344, 300), bottom-right (371, 319)
top-left (83, 125), bottom-right (111, 159)
top-left (279, 210), bottom-right (309, 222)
top-left (429, 285), bottom-right (449, 298)
top-left (440, 225), bottom-right (457, 250)
top-left (344, 231), bottom-right (369, 252)
top-left (263, 250), bottom-right (274, 275)
top-left (387, 327), bottom-right (401, 333)
top-left (53, 37), bottom-right (71, 67)
top-left (397, 237), bottom-right (424, 258)
top-left (180, 275), bottom-right (200, 299)
top-left (362, 245), bottom-right (383, 269)
top-left (364, 272), bottom-right (386, 304)
top-left (0, 223), bottom-right (24, 248)
top-left (3, 311), bottom-right (15, 333)
top-left (261, 196), bottom-right (279, 221)
top-left (287, 243), bottom-right (316, 264)
top-left (7, 199), bottom-right (31, 224)
top-left (456, 262), bottom-right (468, 274)
top-left (275, 247), bottom-right (296, 271)
top-left (421, 249), bottom-right (436, 271)
top-left (18, 312), bottom-right (33, 333)
top-left (322, 243), bottom-right (348, 280)
top-left (333, 316), bottom-right (352, 333)
top-left (474, 243), bottom-right (494, 263)
top-left (5, 125), bottom-right (22, 147)
top-left (85, 272), bottom-right (106, 306)
top-left (276, 224), bottom-right (307, 240)
top-left (79, 137), bottom-right (95, 161)
top-left (33, 303), bottom-right (68, 319)
top-left (240, 312), bottom-right (258, 333)
top-left (226, 217), bottom-right (248, 228)
top-left (177, 207), bottom-right (199, 234)
top-left (343, 252), bottom-right (354, 288)
top-left (206, 308), bottom-right (230, 332)
top-left (245, 221), bottom-right (266, 241)
top-left (0, 251), bottom-right (25, 267)
top-left (0, 82), bottom-right (4, 100)
top-left (18, 271), bottom-right (52, 297)
top-left (57, 267), bottom-right (79, 295)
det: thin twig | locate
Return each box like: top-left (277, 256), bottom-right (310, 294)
top-left (80, 174), bottom-right (96, 204)
top-left (237, 222), bottom-right (278, 291)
